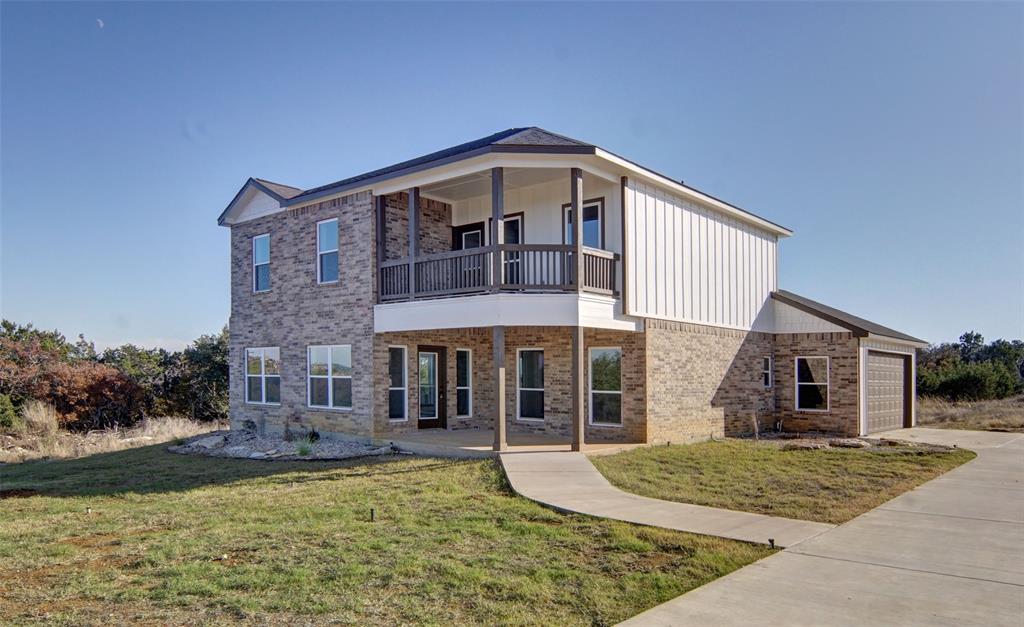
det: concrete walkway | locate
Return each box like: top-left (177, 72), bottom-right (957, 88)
top-left (500, 450), bottom-right (834, 548)
top-left (621, 428), bottom-right (1024, 627)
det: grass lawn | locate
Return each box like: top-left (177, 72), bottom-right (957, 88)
top-left (917, 395), bottom-right (1024, 433)
top-left (592, 439), bottom-right (975, 525)
top-left (0, 446), bottom-right (771, 626)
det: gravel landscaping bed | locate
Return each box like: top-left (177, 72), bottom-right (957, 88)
top-left (168, 428), bottom-right (396, 461)
top-left (747, 431), bottom-right (958, 454)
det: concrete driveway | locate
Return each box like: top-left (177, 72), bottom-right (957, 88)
top-left (621, 428), bottom-right (1024, 627)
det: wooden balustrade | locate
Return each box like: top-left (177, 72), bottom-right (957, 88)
top-left (379, 244), bottom-right (619, 301)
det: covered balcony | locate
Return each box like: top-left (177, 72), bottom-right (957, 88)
top-left (374, 165), bottom-right (621, 304)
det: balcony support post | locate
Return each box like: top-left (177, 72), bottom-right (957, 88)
top-left (375, 195), bottom-right (386, 303)
top-left (490, 167), bottom-right (504, 292)
top-left (408, 187), bottom-right (420, 298)
top-left (492, 325), bottom-right (507, 451)
top-left (571, 325), bottom-right (585, 452)
top-left (570, 168), bottom-right (584, 291)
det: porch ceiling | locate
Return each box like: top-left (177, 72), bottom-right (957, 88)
top-left (419, 167), bottom-right (606, 203)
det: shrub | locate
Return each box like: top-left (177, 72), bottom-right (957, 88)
top-left (0, 394), bottom-right (18, 432)
top-left (20, 400), bottom-right (59, 436)
top-left (926, 362), bottom-right (1019, 402)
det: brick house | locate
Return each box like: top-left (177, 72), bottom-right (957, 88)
top-left (217, 127), bottom-right (925, 451)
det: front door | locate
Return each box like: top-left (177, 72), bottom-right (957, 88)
top-left (417, 345), bottom-right (447, 429)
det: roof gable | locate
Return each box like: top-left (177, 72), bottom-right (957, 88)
top-left (218, 177), bottom-right (299, 226)
top-left (771, 290), bottom-right (925, 344)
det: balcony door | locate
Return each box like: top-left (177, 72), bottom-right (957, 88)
top-left (500, 212), bottom-right (523, 285)
top-left (417, 345), bottom-right (447, 429)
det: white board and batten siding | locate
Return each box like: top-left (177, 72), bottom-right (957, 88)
top-left (624, 179), bottom-right (778, 330)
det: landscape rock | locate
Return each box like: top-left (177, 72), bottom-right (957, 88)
top-left (168, 429), bottom-right (397, 461)
top-left (829, 438), bottom-right (871, 449)
top-left (782, 441), bottom-right (830, 451)
top-left (192, 435), bottom-right (227, 450)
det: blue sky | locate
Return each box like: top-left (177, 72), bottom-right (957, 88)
top-left (2, 2), bottom-right (1021, 349)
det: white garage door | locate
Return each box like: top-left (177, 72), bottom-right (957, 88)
top-left (866, 351), bottom-right (907, 433)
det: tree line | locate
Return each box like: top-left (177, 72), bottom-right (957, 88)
top-left (917, 331), bottom-right (1024, 401)
top-left (0, 320), bottom-right (228, 431)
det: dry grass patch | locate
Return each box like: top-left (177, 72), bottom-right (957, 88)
top-left (917, 395), bottom-right (1024, 432)
top-left (0, 445), bottom-right (771, 625)
top-left (592, 439), bottom-right (974, 524)
top-left (1, 410), bottom-right (221, 464)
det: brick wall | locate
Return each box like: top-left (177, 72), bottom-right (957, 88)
top-left (373, 326), bottom-right (645, 443)
top-left (644, 319), bottom-right (774, 443)
top-left (228, 191), bottom-right (376, 439)
top-left (773, 332), bottom-right (860, 436)
top-left (382, 192), bottom-right (451, 261)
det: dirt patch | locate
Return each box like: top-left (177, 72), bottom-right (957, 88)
top-left (0, 489), bottom-right (39, 499)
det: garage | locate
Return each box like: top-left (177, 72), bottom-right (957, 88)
top-left (866, 351), bottom-right (910, 433)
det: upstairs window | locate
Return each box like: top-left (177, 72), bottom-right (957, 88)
top-left (795, 357), bottom-right (829, 411)
top-left (762, 357), bottom-right (773, 389)
top-left (317, 219), bottom-right (339, 284)
top-left (563, 199), bottom-right (604, 249)
top-left (253, 234), bottom-right (270, 292)
top-left (245, 347), bottom-right (280, 404)
top-left (308, 345), bottom-right (353, 410)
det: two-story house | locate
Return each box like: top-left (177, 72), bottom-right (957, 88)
top-left (217, 127), bottom-right (925, 452)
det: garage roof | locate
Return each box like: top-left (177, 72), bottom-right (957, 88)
top-left (772, 290), bottom-right (926, 344)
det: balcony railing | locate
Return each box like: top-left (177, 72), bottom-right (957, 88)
top-left (379, 244), bottom-right (619, 302)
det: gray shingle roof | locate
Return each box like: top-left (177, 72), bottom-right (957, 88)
top-left (252, 178), bottom-right (302, 200)
top-left (286, 127), bottom-right (590, 205)
top-left (772, 290), bottom-right (925, 344)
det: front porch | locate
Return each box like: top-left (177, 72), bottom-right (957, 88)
top-left (376, 428), bottom-right (645, 459)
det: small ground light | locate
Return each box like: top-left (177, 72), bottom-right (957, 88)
top-left (769, 538), bottom-right (775, 549)
top-left (370, 508), bottom-right (375, 522)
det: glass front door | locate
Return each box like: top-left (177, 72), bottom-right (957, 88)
top-left (419, 352), bottom-right (437, 419)
top-left (417, 346), bottom-right (447, 428)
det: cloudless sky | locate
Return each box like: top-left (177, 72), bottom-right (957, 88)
top-left (2, 2), bottom-right (1021, 350)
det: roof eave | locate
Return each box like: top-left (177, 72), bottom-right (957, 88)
top-left (280, 145), bottom-right (598, 208)
top-left (217, 178), bottom-right (285, 226)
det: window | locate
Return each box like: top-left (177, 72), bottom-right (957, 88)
top-left (563, 199), bottom-right (603, 249)
top-left (308, 345), bottom-right (353, 409)
top-left (245, 347), bottom-right (280, 404)
top-left (795, 357), bottom-right (829, 411)
top-left (317, 219), bottom-right (339, 284)
top-left (456, 349), bottom-right (472, 417)
top-left (253, 234), bottom-right (270, 292)
top-left (762, 357), bottom-right (773, 389)
top-left (462, 230), bottom-right (482, 249)
top-left (517, 349), bottom-right (544, 420)
top-left (589, 347), bottom-right (622, 425)
top-left (388, 346), bottom-right (407, 420)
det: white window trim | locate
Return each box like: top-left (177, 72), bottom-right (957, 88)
top-left (502, 214), bottom-right (523, 244)
top-left (795, 356), bottom-right (830, 413)
top-left (316, 218), bottom-right (339, 285)
top-left (516, 347), bottom-right (544, 422)
top-left (563, 199), bottom-right (604, 249)
top-left (456, 348), bottom-right (473, 417)
top-left (588, 346), bottom-right (622, 427)
top-left (252, 234), bottom-right (270, 293)
top-left (244, 347), bottom-right (280, 405)
top-left (307, 345), bottom-right (353, 411)
top-left (387, 345), bottom-right (408, 422)
top-left (461, 230), bottom-right (483, 250)
top-left (418, 350), bottom-right (440, 420)
top-left (762, 356), bottom-right (773, 389)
